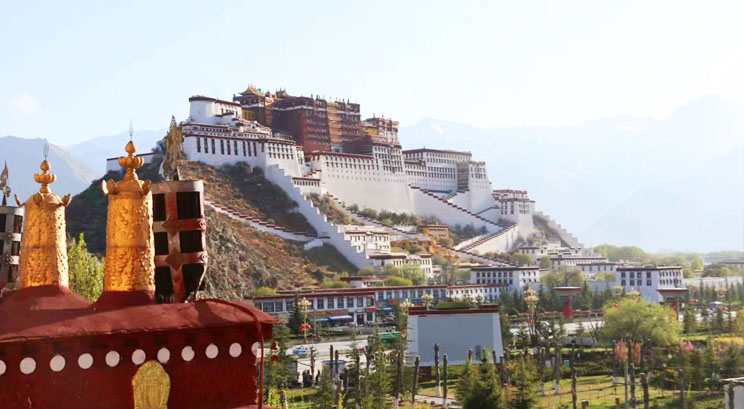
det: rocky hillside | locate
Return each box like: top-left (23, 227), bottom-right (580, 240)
top-left (66, 159), bottom-right (357, 298)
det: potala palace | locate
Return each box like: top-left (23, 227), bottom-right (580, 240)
top-left (107, 86), bottom-right (585, 274)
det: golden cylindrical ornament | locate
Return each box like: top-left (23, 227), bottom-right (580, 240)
top-left (18, 160), bottom-right (72, 288)
top-left (101, 141), bottom-right (155, 293)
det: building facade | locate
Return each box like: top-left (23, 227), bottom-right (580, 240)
top-left (615, 266), bottom-right (684, 303)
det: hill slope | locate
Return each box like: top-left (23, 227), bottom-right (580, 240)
top-left (66, 160), bottom-right (356, 297)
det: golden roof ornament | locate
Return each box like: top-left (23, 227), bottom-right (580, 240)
top-left (162, 115), bottom-right (183, 182)
top-left (99, 130), bottom-right (155, 299)
top-left (17, 145), bottom-right (72, 288)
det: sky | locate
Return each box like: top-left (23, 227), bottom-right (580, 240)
top-left (2, 1), bottom-right (744, 145)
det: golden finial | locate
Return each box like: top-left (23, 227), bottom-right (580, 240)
top-left (34, 159), bottom-right (56, 194)
top-left (117, 140), bottom-right (145, 182)
top-left (17, 148), bottom-right (72, 289)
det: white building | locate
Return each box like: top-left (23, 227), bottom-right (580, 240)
top-left (578, 262), bottom-right (623, 279)
top-left (468, 265), bottom-right (541, 297)
top-left (615, 266), bottom-right (684, 303)
top-left (338, 225), bottom-right (391, 255)
top-left (369, 253), bottom-right (434, 280)
top-left (551, 255), bottom-right (609, 270)
top-left (167, 94), bottom-right (578, 255)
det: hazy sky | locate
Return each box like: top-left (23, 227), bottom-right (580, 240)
top-left (2, 0), bottom-right (743, 145)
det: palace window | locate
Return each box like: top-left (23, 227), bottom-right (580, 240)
top-left (234, 140), bottom-right (238, 156)
top-left (196, 137), bottom-right (201, 153)
top-left (347, 298), bottom-right (354, 308)
top-left (317, 299), bottom-right (324, 309)
top-left (227, 140), bottom-right (231, 155)
top-left (327, 298), bottom-right (334, 309)
top-left (337, 298), bottom-right (344, 308)
top-left (204, 137), bottom-right (209, 153)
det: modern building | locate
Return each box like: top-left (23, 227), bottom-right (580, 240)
top-left (407, 304), bottom-right (503, 366)
top-left (615, 265), bottom-right (684, 303)
top-left (469, 265), bottom-right (541, 292)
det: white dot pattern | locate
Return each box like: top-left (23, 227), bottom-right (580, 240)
top-left (105, 351), bottom-right (120, 367)
top-left (50, 355), bottom-right (65, 372)
top-left (78, 353), bottom-right (93, 370)
top-left (229, 343), bottom-right (242, 358)
top-left (20, 357), bottom-right (36, 374)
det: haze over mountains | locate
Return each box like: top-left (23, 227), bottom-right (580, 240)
top-left (0, 136), bottom-right (100, 201)
top-left (1, 95), bottom-right (741, 252)
top-left (401, 95), bottom-right (744, 253)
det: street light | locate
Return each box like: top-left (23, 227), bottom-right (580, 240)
top-left (298, 297), bottom-right (311, 343)
top-left (422, 293), bottom-right (434, 309)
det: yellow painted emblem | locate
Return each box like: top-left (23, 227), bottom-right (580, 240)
top-left (132, 360), bottom-right (170, 409)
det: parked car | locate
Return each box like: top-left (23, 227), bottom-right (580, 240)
top-left (292, 346), bottom-right (309, 357)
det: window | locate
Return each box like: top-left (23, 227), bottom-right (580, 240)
top-left (367, 297), bottom-right (374, 306)
top-left (227, 140), bottom-right (231, 155)
top-left (646, 280), bottom-right (651, 286)
top-left (263, 302), bottom-right (275, 313)
top-left (347, 298), bottom-right (354, 308)
top-left (286, 300), bottom-right (294, 311)
top-left (204, 137), bottom-right (209, 153)
top-left (357, 297), bottom-right (363, 307)
top-left (196, 137), bottom-right (201, 152)
top-left (337, 298), bottom-right (344, 308)
top-left (234, 140), bottom-right (238, 156)
top-left (327, 298), bottom-right (334, 309)
top-left (275, 302), bottom-right (283, 312)
top-left (317, 299), bottom-right (324, 309)
top-left (220, 140), bottom-right (225, 154)
top-left (211, 138), bottom-right (216, 154)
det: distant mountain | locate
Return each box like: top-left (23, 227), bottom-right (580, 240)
top-left (0, 136), bottom-right (101, 201)
top-left (66, 129), bottom-right (166, 173)
top-left (400, 95), bottom-right (744, 252)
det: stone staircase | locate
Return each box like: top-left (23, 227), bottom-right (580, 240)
top-left (457, 223), bottom-right (518, 253)
top-left (410, 185), bottom-right (503, 230)
top-left (205, 199), bottom-right (319, 242)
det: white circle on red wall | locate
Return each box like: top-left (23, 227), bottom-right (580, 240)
top-left (229, 343), bottom-right (242, 358)
top-left (157, 348), bottom-right (170, 364)
top-left (20, 357), bottom-right (36, 374)
top-left (205, 344), bottom-right (219, 359)
top-left (251, 342), bottom-right (260, 357)
top-left (0, 360), bottom-right (6, 375)
top-left (181, 346), bottom-right (195, 362)
top-left (78, 353), bottom-right (93, 369)
top-left (105, 351), bottom-right (120, 367)
top-left (50, 355), bottom-right (65, 372)
top-left (132, 349), bottom-right (146, 365)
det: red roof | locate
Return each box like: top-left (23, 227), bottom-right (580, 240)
top-left (0, 294), bottom-right (276, 345)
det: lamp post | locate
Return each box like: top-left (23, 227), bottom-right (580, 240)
top-left (422, 293), bottom-right (433, 309)
top-left (298, 297), bottom-right (311, 344)
top-left (525, 286), bottom-right (539, 346)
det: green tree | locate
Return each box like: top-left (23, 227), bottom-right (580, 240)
top-left (398, 263), bottom-right (426, 285)
top-left (385, 275), bottom-right (414, 287)
top-left (313, 368), bottom-right (336, 409)
top-left (252, 286), bottom-right (277, 296)
top-left (539, 256), bottom-right (552, 269)
top-left (600, 297), bottom-right (681, 348)
top-left (456, 353), bottom-right (477, 406)
top-left (541, 268), bottom-right (585, 288)
top-left (683, 308), bottom-right (696, 334)
top-left (510, 356), bottom-right (538, 409)
top-left (511, 253), bottom-right (533, 266)
top-left (360, 333), bottom-right (390, 409)
top-left (462, 351), bottom-right (505, 409)
top-left (287, 294), bottom-right (303, 335)
top-left (68, 233), bottom-right (104, 301)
